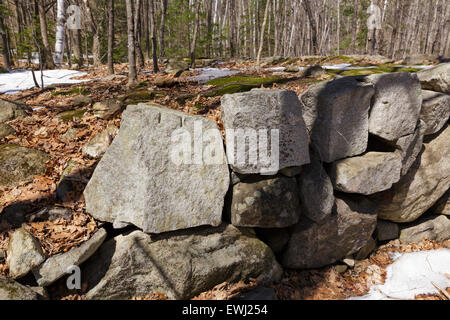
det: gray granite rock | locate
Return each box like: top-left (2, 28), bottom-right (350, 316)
top-left (93, 99), bottom-right (122, 119)
top-left (417, 63), bottom-right (450, 94)
top-left (0, 123), bottom-right (15, 138)
top-left (0, 99), bottom-right (31, 123)
top-left (433, 189), bottom-right (449, 215)
top-left (84, 103), bottom-right (229, 234)
top-left (371, 125), bottom-right (450, 222)
top-left (389, 120), bottom-right (426, 176)
top-left (299, 77), bottom-right (374, 162)
top-left (282, 195), bottom-right (377, 269)
top-left (221, 89), bottom-right (310, 174)
top-left (0, 144), bottom-right (49, 187)
top-left (84, 225), bottom-right (283, 300)
top-left (366, 72), bottom-right (422, 141)
top-left (230, 176), bottom-right (300, 228)
top-left (82, 125), bottom-right (118, 158)
top-left (0, 276), bottom-right (42, 300)
top-left (297, 151), bottom-right (334, 223)
top-left (399, 215), bottom-right (450, 243)
top-left (330, 152), bottom-right (402, 195)
top-left (7, 228), bottom-right (46, 279)
top-left (420, 90), bottom-right (450, 135)
top-left (33, 228), bottom-right (107, 286)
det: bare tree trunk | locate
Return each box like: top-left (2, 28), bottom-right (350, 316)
top-left (302, 0), bottom-right (319, 55)
top-left (126, 0), bottom-right (137, 87)
top-left (149, 0), bottom-right (159, 72)
top-left (107, 0), bottom-right (114, 74)
top-left (190, 1), bottom-right (200, 68)
top-left (159, 0), bottom-right (168, 58)
top-left (38, 0), bottom-right (55, 68)
top-left (54, 0), bottom-right (66, 66)
top-left (256, 0), bottom-right (270, 66)
top-left (134, 0), bottom-right (145, 68)
top-left (0, 0), bottom-right (11, 70)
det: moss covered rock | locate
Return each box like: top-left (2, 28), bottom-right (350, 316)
top-left (0, 144), bottom-right (49, 187)
top-left (0, 99), bottom-right (32, 123)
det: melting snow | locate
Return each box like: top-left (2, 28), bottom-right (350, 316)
top-left (0, 69), bottom-right (91, 94)
top-left (189, 67), bottom-right (240, 83)
top-left (350, 249), bottom-right (450, 300)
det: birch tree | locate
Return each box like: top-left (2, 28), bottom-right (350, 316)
top-left (54, 0), bottom-right (66, 66)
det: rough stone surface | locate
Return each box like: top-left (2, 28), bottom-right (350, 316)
top-left (93, 99), bottom-right (122, 119)
top-left (420, 90), bottom-right (450, 135)
top-left (83, 225), bottom-right (283, 300)
top-left (73, 95), bottom-right (93, 107)
top-left (282, 195), bottom-right (377, 269)
top-left (390, 120), bottom-right (426, 176)
top-left (0, 123), bottom-right (15, 138)
top-left (417, 63), bottom-right (450, 94)
top-left (330, 152), bottom-right (402, 195)
top-left (299, 77), bottom-right (374, 162)
top-left (82, 125), bottom-right (118, 158)
top-left (0, 99), bottom-right (31, 123)
top-left (297, 151), bottom-right (334, 223)
top-left (433, 189), bottom-right (449, 215)
top-left (371, 125), bottom-right (450, 222)
top-left (0, 144), bottom-right (49, 187)
top-left (230, 176), bottom-right (301, 228)
top-left (84, 103), bottom-right (230, 234)
top-left (399, 215), bottom-right (450, 243)
top-left (33, 229), bottom-right (107, 286)
top-left (0, 276), bottom-right (42, 300)
top-left (221, 89), bottom-right (310, 174)
top-left (366, 72), bottom-right (422, 141)
top-left (7, 228), bottom-right (46, 279)
top-left (376, 220), bottom-right (399, 241)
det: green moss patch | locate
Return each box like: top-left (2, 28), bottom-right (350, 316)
top-left (51, 87), bottom-right (89, 97)
top-left (327, 66), bottom-right (421, 77)
top-left (205, 75), bottom-right (284, 97)
top-left (58, 109), bottom-right (86, 122)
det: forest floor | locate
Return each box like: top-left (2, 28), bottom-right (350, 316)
top-left (0, 57), bottom-right (448, 300)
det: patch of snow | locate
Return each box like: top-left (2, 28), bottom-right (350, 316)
top-left (189, 67), bottom-right (240, 83)
top-left (395, 65), bottom-right (434, 69)
top-left (349, 249), bottom-right (450, 300)
top-left (0, 69), bottom-right (91, 95)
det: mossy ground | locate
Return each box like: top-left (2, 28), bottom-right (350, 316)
top-left (51, 87), bottom-right (89, 97)
top-left (327, 65), bottom-right (421, 77)
top-left (58, 109), bottom-right (86, 122)
top-left (205, 75), bottom-right (285, 97)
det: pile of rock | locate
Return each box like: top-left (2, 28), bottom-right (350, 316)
top-left (1, 63), bottom-right (449, 300)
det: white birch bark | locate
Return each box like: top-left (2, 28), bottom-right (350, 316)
top-left (54, 0), bottom-right (66, 66)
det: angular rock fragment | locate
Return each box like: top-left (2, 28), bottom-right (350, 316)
top-left (84, 103), bottom-right (229, 234)
top-left (7, 228), bottom-right (46, 279)
top-left (0, 276), bottom-right (42, 300)
top-left (399, 215), bottom-right (450, 243)
top-left (33, 229), bottom-right (107, 286)
top-left (416, 63), bottom-right (450, 94)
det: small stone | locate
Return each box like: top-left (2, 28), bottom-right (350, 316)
top-left (0, 276), bottom-right (42, 300)
top-left (416, 63), bottom-right (450, 94)
top-left (0, 99), bottom-right (32, 123)
top-left (61, 128), bottom-right (78, 141)
top-left (93, 99), bottom-right (122, 119)
top-left (399, 215), bottom-right (450, 243)
top-left (0, 144), bottom-right (49, 187)
top-left (0, 123), bottom-right (15, 138)
top-left (342, 257), bottom-right (355, 268)
top-left (82, 125), bottom-right (118, 158)
top-left (7, 228), bottom-right (46, 279)
top-left (33, 229), bottom-right (107, 286)
top-left (73, 95), bottom-right (93, 107)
